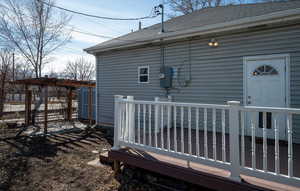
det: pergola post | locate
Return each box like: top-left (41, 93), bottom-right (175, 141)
top-left (67, 88), bottom-right (73, 121)
top-left (25, 85), bottom-right (32, 126)
top-left (88, 87), bottom-right (93, 125)
top-left (44, 86), bottom-right (48, 135)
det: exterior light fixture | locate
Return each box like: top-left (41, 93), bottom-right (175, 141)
top-left (208, 38), bottom-right (219, 47)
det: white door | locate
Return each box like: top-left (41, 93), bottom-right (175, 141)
top-left (245, 55), bottom-right (288, 140)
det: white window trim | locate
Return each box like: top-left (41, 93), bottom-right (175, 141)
top-left (138, 66), bottom-right (149, 84)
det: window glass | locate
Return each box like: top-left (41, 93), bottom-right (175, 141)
top-left (252, 65), bottom-right (278, 76)
top-left (138, 66), bottom-right (149, 83)
top-left (139, 76), bottom-right (148, 83)
top-left (140, 68), bottom-right (148, 75)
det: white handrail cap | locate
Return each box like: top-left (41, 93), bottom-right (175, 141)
top-left (227, 101), bottom-right (240, 106)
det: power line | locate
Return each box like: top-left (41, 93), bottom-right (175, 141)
top-left (68, 27), bottom-right (114, 39)
top-left (39, 0), bottom-right (158, 21)
top-left (67, 25), bottom-right (156, 44)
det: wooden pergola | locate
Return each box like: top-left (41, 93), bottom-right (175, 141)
top-left (12, 77), bottom-right (96, 135)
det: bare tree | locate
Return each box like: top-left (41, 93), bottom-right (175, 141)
top-left (15, 61), bottom-right (34, 80)
top-left (168, 0), bottom-right (294, 15)
top-left (63, 57), bottom-right (95, 81)
top-left (167, 0), bottom-right (225, 15)
top-left (0, 0), bottom-right (71, 78)
top-left (0, 49), bottom-right (13, 117)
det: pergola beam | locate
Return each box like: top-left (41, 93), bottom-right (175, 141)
top-left (12, 77), bottom-right (95, 131)
top-left (11, 77), bottom-right (95, 88)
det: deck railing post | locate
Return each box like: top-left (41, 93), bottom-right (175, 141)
top-left (112, 95), bottom-right (123, 150)
top-left (127, 96), bottom-right (135, 142)
top-left (227, 101), bottom-right (241, 182)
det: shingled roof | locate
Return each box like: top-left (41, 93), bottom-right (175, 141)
top-left (85, 1), bottom-right (300, 54)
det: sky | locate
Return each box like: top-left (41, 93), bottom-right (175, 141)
top-left (47, 0), bottom-right (167, 74)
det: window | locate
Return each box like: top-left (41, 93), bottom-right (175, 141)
top-left (138, 66), bottom-right (149, 83)
top-left (252, 65), bottom-right (278, 76)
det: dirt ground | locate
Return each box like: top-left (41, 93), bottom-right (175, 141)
top-left (0, 126), bottom-right (211, 191)
top-left (0, 128), bottom-right (119, 191)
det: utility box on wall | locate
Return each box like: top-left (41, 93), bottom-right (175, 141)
top-left (160, 66), bottom-right (173, 89)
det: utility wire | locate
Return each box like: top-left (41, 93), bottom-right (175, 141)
top-left (68, 27), bottom-right (114, 39)
top-left (39, 0), bottom-right (158, 21)
top-left (67, 25), bottom-right (157, 44)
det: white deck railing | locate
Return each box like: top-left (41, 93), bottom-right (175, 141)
top-left (112, 95), bottom-right (300, 187)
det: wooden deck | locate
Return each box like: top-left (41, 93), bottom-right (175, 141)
top-left (109, 127), bottom-right (300, 191)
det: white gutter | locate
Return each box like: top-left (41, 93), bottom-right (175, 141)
top-left (85, 8), bottom-right (300, 54)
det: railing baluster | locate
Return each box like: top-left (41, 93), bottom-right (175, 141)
top-left (251, 112), bottom-right (256, 169)
top-left (263, 112), bottom-right (267, 172)
top-left (181, 106), bottom-right (184, 153)
top-left (287, 113), bottom-right (293, 177)
top-left (167, 105), bottom-right (171, 151)
top-left (122, 103), bottom-right (126, 141)
top-left (126, 102), bottom-right (130, 142)
top-left (138, 104), bottom-right (141, 144)
top-left (222, 109), bottom-right (226, 162)
top-left (204, 108), bottom-right (208, 158)
top-left (174, 105), bottom-right (177, 152)
top-left (154, 100), bottom-right (159, 148)
top-left (161, 105), bottom-right (164, 149)
top-left (188, 107), bottom-right (192, 155)
top-left (143, 104), bottom-right (146, 145)
top-left (196, 108), bottom-right (199, 157)
top-left (274, 114), bottom-right (280, 175)
top-left (149, 104), bottom-right (152, 147)
top-left (213, 108), bottom-right (217, 160)
top-left (131, 99), bottom-right (135, 143)
top-left (241, 111), bottom-right (245, 167)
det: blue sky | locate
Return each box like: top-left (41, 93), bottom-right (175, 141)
top-left (49, 0), bottom-right (166, 73)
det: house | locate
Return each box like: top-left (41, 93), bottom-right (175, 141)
top-left (85, 1), bottom-right (300, 190)
top-left (86, 1), bottom-right (300, 142)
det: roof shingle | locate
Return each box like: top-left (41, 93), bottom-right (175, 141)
top-left (85, 1), bottom-right (300, 53)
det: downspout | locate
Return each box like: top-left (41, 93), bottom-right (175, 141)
top-left (160, 39), bottom-right (169, 97)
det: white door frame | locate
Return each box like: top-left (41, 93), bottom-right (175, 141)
top-left (243, 54), bottom-right (290, 108)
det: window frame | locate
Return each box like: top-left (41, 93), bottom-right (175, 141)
top-left (138, 66), bottom-right (150, 84)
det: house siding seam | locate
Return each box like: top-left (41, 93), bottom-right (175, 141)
top-left (96, 24), bottom-right (300, 143)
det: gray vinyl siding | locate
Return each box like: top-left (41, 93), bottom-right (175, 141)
top-left (96, 24), bottom-right (300, 143)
